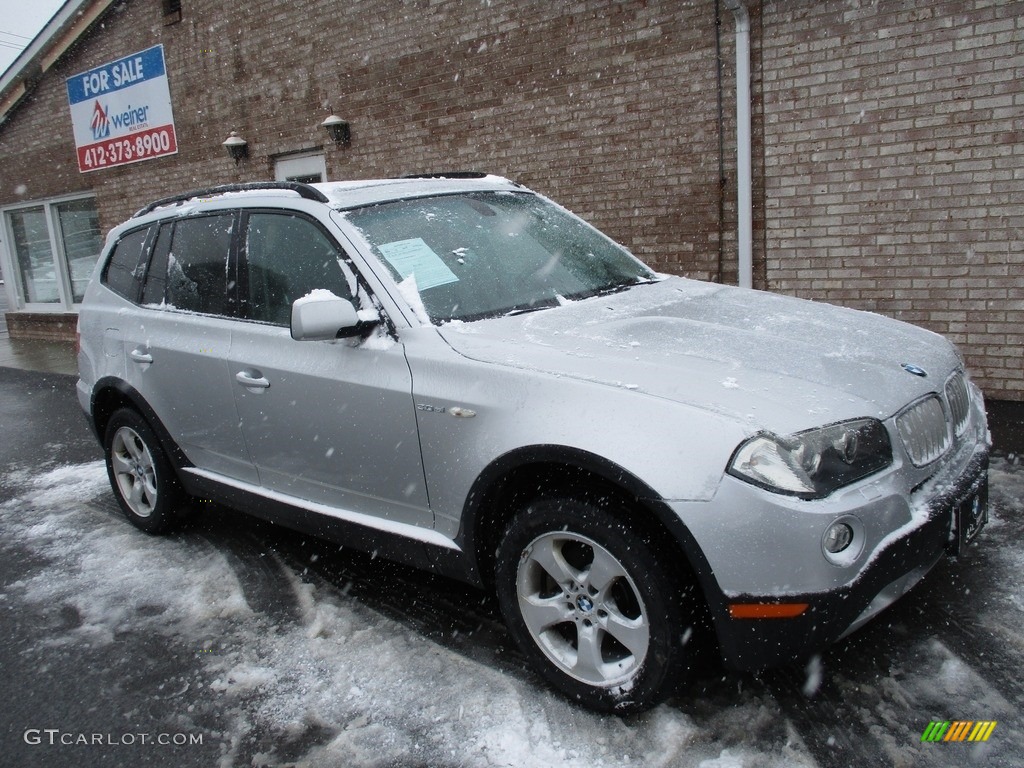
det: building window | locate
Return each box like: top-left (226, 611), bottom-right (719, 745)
top-left (1, 195), bottom-right (102, 310)
top-left (162, 0), bottom-right (183, 24)
top-left (56, 198), bottom-right (103, 302)
top-left (8, 207), bottom-right (57, 305)
top-left (274, 152), bottom-right (326, 184)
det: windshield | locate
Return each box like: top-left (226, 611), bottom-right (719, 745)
top-left (343, 191), bottom-right (656, 323)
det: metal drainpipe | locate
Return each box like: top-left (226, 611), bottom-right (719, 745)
top-left (723, 0), bottom-right (753, 289)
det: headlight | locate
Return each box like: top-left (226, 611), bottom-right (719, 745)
top-left (728, 418), bottom-right (893, 498)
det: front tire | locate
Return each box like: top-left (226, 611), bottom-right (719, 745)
top-left (495, 495), bottom-right (702, 713)
top-left (104, 408), bottom-right (186, 534)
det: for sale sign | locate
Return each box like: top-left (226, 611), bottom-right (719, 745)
top-left (66, 45), bottom-right (178, 173)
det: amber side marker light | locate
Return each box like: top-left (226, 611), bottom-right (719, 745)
top-left (729, 603), bottom-right (809, 619)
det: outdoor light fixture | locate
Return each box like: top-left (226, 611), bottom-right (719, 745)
top-left (222, 131), bottom-right (248, 162)
top-left (321, 114), bottom-right (351, 146)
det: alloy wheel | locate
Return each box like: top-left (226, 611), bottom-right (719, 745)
top-left (516, 531), bottom-right (650, 688)
top-left (110, 425), bottom-right (158, 518)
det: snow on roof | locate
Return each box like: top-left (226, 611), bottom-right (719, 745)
top-left (312, 174), bottom-right (520, 209)
top-left (131, 175), bottom-right (523, 220)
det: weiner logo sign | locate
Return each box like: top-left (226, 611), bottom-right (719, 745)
top-left (66, 45), bottom-right (178, 173)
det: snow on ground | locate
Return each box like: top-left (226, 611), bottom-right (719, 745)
top-left (5, 456), bottom-right (1024, 766)
top-left (779, 453), bottom-right (1024, 768)
top-left (1, 460), bottom-right (818, 768)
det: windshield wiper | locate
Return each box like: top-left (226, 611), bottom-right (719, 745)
top-left (505, 304), bottom-right (556, 317)
top-left (565, 278), bottom-right (654, 302)
top-left (502, 278), bottom-right (655, 318)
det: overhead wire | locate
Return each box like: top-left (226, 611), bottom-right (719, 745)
top-left (0, 29), bottom-right (33, 53)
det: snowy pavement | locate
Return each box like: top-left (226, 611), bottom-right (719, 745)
top-left (1, 374), bottom-right (1022, 767)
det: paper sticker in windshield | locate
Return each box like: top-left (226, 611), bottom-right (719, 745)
top-left (378, 238), bottom-right (459, 290)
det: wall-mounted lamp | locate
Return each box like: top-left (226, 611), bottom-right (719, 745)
top-left (222, 131), bottom-right (248, 162)
top-left (321, 114), bottom-right (351, 146)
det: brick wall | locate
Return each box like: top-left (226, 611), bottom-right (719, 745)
top-left (4, 312), bottom-right (79, 341)
top-left (760, 0), bottom-right (1024, 400)
top-left (1, 0), bottom-right (1021, 399)
top-left (0, 0), bottom-right (730, 281)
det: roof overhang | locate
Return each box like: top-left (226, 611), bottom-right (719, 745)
top-left (0, 0), bottom-right (118, 127)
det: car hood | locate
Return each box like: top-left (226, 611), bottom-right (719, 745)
top-left (435, 277), bottom-right (961, 434)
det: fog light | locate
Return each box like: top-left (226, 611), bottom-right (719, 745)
top-left (823, 522), bottom-right (854, 554)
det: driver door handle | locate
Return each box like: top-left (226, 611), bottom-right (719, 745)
top-left (235, 371), bottom-right (270, 390)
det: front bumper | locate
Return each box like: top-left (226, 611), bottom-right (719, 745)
top-left (710, 446), bottom-right (989, 671)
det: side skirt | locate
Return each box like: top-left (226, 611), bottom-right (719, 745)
top-left (179, 468), bottom-right (477, 584)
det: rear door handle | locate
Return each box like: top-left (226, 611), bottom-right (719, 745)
top-left (235, 370), bottom-right (270, 390)
top-left (130, 348), bottom-right (153, 364)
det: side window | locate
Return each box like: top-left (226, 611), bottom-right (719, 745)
top-left (102, 227), bottom-right (149, 301)
top-left (244, 212), bottom-right (353, 325)
top-left (143, 214), bottom-right (235, 315)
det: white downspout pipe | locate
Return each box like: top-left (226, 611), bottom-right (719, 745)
top-left (723, 0), bottom-right (753, 289)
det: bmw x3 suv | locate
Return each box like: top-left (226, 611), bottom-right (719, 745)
top-left (77, 175), bottom-right (990, 712)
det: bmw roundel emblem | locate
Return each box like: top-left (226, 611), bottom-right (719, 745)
top-left (901, 363), bottom-right (928, 378)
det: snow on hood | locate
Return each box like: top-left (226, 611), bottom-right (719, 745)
top-left (437, 277), bottom-right (960, 434)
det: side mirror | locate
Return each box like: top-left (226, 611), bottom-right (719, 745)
top-left (290, 291), bottom-right (375, 341)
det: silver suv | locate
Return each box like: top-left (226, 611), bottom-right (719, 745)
top-left (77, 175), bottom-right (989, 712)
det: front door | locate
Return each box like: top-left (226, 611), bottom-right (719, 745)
top-left (227, 210), bottom-right (431, 527)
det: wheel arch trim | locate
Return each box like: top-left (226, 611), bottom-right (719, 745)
top-left (456, 445), bottom-right (727, 609)
top-left (90, 377), bottom-right (192, 473)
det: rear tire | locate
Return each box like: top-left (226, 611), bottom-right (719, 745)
top-left (104, 408), bottom-right (187, 534)
top-left (495, 495), bottom-right (702, 712)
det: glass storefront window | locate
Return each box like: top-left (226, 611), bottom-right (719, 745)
top-left (2, 195), bottom-right (100, 308)
top-left (55, 198), bottom-right (102, 303)
top-left (9, 206), bottom-right (59, 304)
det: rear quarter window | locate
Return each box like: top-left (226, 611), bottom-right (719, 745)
top-left (102, 227), bottom-right (150, 301)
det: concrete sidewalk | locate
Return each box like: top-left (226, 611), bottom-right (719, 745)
top-left (1, 277), bottom-right (78, 375)
top-left (0, 336), bottom-right (78, 376)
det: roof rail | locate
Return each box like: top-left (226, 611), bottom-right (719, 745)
top-left (132, 181), bottom-right (330, 218)
top-left (401, 171), bottom-right (490, 180)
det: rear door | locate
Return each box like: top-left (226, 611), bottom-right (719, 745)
top-left (126, 212), bottom-right (257, 483)
top-left (227, 210), bottom-right (431, 527)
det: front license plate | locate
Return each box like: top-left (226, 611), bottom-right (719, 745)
top-left (948, 479), bottom-right (989, 557)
